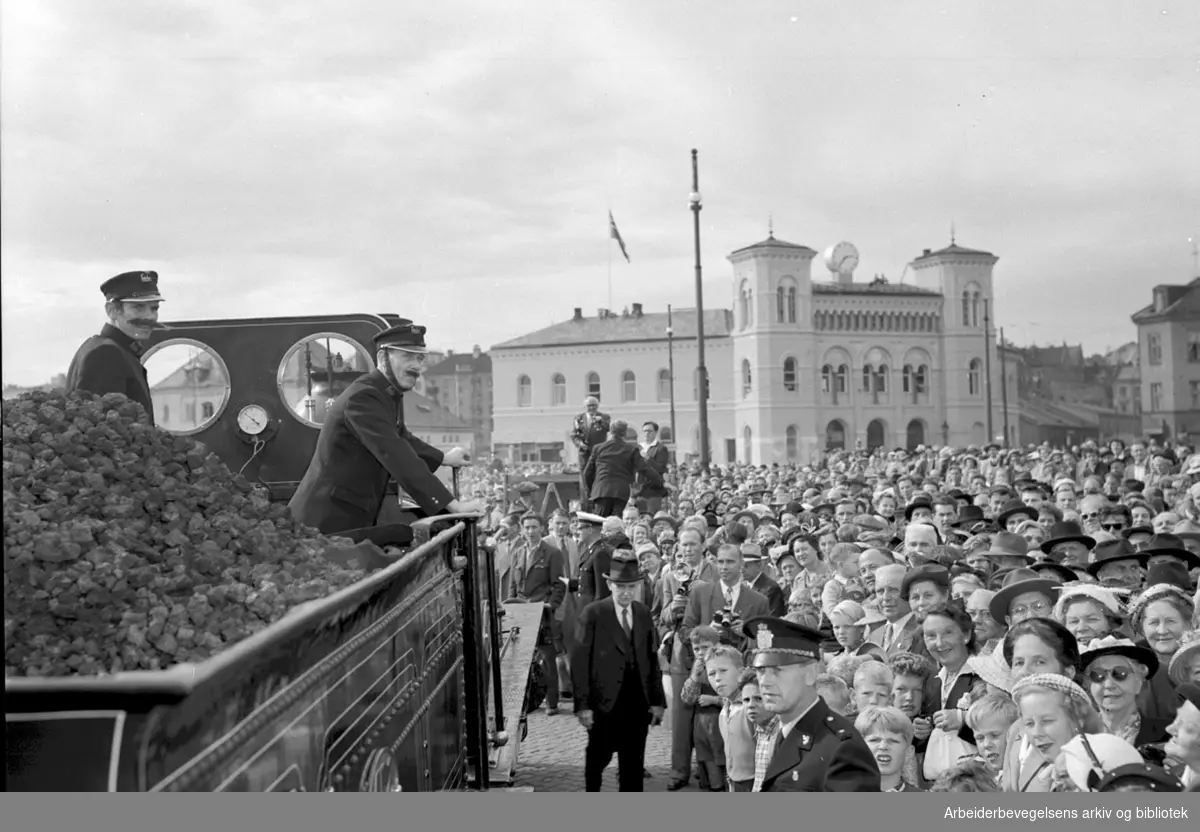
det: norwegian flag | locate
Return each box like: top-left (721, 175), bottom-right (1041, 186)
top-left (609, 211), bottom-right (630, 263)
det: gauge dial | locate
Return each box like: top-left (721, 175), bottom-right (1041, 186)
top-left (237, 404), bottom-right (270, 435)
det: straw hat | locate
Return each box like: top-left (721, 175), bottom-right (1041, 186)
top-left (1060, 733), bottom-right (1143, 792)
top-left (1168, 630), bottom-right (1200, 687)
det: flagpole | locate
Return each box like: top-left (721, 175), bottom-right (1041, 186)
top-left (607, 216), bottom-right (613, 311)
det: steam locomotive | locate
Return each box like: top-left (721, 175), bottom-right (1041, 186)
top-left (5, 313), bottom-right (544, 792)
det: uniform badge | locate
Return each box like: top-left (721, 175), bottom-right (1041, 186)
top-left (141, 273), bottom-right (152, 282)
top-left (792, 771), bottom-right (799, 781)
top-left (800, 734), bottom-right (812, 749)
top-left (756, 624), bottom-right (774, 650)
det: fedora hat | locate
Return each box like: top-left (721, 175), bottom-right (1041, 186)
top-left (1139, 533), bottom-right (1200, 571)
top-left (900, 564), bottom-right (951, 599)
top-left (980, 532), bottom-right (1035, 564)
top-left (1086, 539), bottom-right (1149, 577)
top-left (1040, 520), bottom-right (1096, 555)
top-left (996, 498), bottom-right (1038, 527)
top-left (952, 505), bottom-right (987, 527)
top-left (1143, 560), bottom-right (1193, 593)
top-left (606, 554), bottom-right (642, 584)
top-left (904, 498), bottom-right (934, 521)
top-left (1030, 561), bottom-right (1081, 584)
top-left (989, 575), bottom-right (1061, 624)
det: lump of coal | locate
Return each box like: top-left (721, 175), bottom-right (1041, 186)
top-left (4, 389), bottom-right (369, 678)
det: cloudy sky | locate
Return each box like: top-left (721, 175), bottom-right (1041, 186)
top-left (2, 0), bottom-right (1197, 386)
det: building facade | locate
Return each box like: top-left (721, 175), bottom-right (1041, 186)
top-left (491, 234), bottom-right (1003, 465)
top-left (422, 346), bottom-right (494, 456)
top-left (1132, 277), bottom-right (1200, 438)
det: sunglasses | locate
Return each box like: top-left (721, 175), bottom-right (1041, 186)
top-left (1100, 523), bottom-right (1126, 531)
top-left (1087, 667), bottom-right (1133, 684)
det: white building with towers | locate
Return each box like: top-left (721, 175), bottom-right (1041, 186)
top-left (489, 231), bottom-right (1002, 466)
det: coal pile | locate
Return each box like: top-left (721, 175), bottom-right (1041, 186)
top-left (3, 389), bottom-right (369, 678)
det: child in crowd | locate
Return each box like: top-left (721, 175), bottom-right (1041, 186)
top-left (853, 661), bottom-right (894, 713)
top-left (704, 648), bottom-right (753, 792)
top-left (855, 706), bottom-right (923, 792)
top-left (822, 543), bottom-right (866, 616)
top-left (680, 625), bottom-right (725, 791)
top-left (965, 694), bottom-right (1019, 777)
top-left (815, 673), bottom-right (852, 715)
top-left (928, 758), bottom-right (1001, 792)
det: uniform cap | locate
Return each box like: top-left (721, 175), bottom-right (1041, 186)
top-left (743, 616), bottom-right (822, 667)
top-left (374, 322), bottom-right (427, 350)
top-left (101, 270), bottom-right (164, 303)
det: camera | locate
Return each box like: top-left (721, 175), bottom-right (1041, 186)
top-left (712, 607), bottom-right (734, 630)
top-left (676, 578), bottom-right (692, 596)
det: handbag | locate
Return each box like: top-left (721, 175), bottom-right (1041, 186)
top-left (923, 726), bottom-right (975, 781)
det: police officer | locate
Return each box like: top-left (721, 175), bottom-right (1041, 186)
top-left (288, 321), bottom-right (485, 535)
top-left (744, 616), bottom-right (881, 792)
top-left (66, 270), bottom-right (164, 425)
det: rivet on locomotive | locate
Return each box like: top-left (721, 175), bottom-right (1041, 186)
top-left (4, 313), bottom-right (546, 792)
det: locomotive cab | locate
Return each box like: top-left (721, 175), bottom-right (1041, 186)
top-left (6, 313), bottom-right (544, 791)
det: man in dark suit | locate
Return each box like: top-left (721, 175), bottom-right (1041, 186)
top-left (574, 512), bottom-right (614, 608)
top-left (871, 564), bottom-right (928, 659)
top-left (572, 554), bottom-right (667, 791)
top-left (509, 512), bottom-right (568, 715)
top-left (746, 617), bottom-right (881, 792)
top-left (571, 397), bottom-right (610, 511)
top-left (636, 421), bottom-right (671, 514)
top-left (66, 270), bottom-right (165, 425)
top-left (583, 419), bottom-right (663, 517)
top-left (289, 322), bottom-right (484, 535)
top-left (741, 543), bottom-right (786, 617)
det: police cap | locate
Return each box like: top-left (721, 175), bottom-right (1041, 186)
top-left (374, 321), bottom-right (427, 351)
top-left (743, 616), bottom-right (822, 668)
top-left (101, 271), bottom-right (164, 303)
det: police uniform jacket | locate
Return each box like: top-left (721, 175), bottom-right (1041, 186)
top-left (759, 697), bottom-right (882, 792)
top-left (66, 324), bottom-right (156, 425)
top-left (575, 535), bottom-right (614, 608)
top-left (288, 369), bottom-right (453, 535)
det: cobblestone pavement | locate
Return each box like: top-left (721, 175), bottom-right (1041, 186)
top-left (513, 698), bottom-right (704, 793)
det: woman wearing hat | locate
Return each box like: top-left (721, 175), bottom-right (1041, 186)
top-left (1169, 630), bottom-right (1200, 688)
top-left (1005, 673), bottom-right (1109, 792)
top-left (1130, 567), bottom-right (1197, 721)
top-left (1080, 635), bottom-right (1171, 750)
top-left (1053, 585), bottom-right (1129, 647)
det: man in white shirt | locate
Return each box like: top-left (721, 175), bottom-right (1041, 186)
top-left (746, 617), bottom-right (881, 792)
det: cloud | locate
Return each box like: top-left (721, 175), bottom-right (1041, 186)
top-left (3, 0), bottom-right (1198, 384)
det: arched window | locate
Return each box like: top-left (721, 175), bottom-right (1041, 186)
top-left (783, 357), bottom-right (798, 392)
top-left (738, 281), bottom-right (752, 329)
top-left (777, 280), bottom-right (797, 324)
top-left (968, 358), bottom-right (982, 396)
top-left (821, 364), bottom-right (833, 394)
top-left (551, 373), bottom-right (566, 405)
top-left (971, 292), bottom-right (981, 328)
top-left (656, 368), bottom-right (671, 402)
top-left (743, 425), bottom-right (753, 464)
top-left (916, 364), bottom-right (929, 395)
top-left (835, 364), bottom-right (849, 395)
top-left (517, 375), bottom-right (532, 407)
top-left (862, 364), bottom-right (873, 393)
top-left (741, 359), bottom-right (752, 398)
top-left (875, 364), bottom-right (889, 394)
top-left (785, 425), bottom-right (798, 461)
top-left (961, 291), bottom-right (970, 326)
top-left (621, 370), bottom-right (637, 403)
top-left (777, 285), bottom-right (786, 324)
top-left (586, 371), bottom-right (601, 401)
top-left (902, 364), bottom-right (913, 393)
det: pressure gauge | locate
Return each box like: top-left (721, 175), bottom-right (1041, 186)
top-left (237, 404), bottom-right (271, 436)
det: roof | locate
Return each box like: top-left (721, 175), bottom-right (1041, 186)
top-left (1021, 344), bottom-right (1086, 368)
top-left (404, 389), bottom-right (472, 431)
top-left (1131, 277), bottom-right (1200, 324)
top-left (425, 351), bottom-right (492, 376)
top-left (729, 234), bottom-right (817, 257)
top-left (912, 242), bottom-right (996, 263)
top-left (490, 307), bottom-right (733, 350)
top-left (1019, 399), bottom-right (1099, 430)
top-left (811, 281), bottom-right (942, 297)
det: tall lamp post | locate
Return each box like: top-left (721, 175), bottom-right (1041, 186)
top-left (690, 149), bottom-right (710, 470)
top-left (667, 304), bottom-right (678, 445)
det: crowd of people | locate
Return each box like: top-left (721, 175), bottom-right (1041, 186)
top-left (469, 426), bottom-right (1200, 793)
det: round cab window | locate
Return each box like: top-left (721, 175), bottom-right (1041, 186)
top-left (142, 339), bottom-right (232, 435)
top-left (278, 333), bottom-right (374, 427)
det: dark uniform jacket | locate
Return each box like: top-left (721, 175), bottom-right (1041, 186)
top-left (289, 369), bottom-right (454, 534)
top-left (750, 572), bottom-right (787, 617)
top-left (760, 697), bottom-right (882, 792)
top-left (66, 324), bottom-right (155, 425)
top-left (575, 535), bottom-right (615, 608)
top-left (584, 436), bottom-right (662, 503)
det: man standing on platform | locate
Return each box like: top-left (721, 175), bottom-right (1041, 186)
top-left (583, 420), bottom-right (662, 517)
top-left (571, 396), bottom-right (610, 511)
top-left (636, 421), bottom-right (672, 515)
top-left (572, 554), bottom-right (666, 791)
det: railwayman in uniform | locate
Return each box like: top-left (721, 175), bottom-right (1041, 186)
top-left (745, 616), bottom-right (882, 792)
top-left (289, 321), bottom-right (484, 535)
top-left (66, 270), bottom-right (164, 425)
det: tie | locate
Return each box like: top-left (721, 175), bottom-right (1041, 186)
top-left (621, 606), bottom-right (632, 638)
top-left (724, 587), bottom-right (734, 608)
top-left (883, 623), bottom-right (895, 651)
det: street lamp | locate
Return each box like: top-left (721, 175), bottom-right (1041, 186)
top-left (667, 304), bottom-right (678, 446)
top-left (690, 149), bottom-right (710, 470)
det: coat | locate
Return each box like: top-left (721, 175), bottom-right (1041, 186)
top-left (583, 436), bottom-right (662, 503)
top-left (543, 534), bottom-right (581, 579)
top-left (66, 324), bottom-right (155, 425)
top-left (575, 535), bottom-right (614, 608)
top-left (571, 411), bottom-right (611, 459)
top-left (288, 370), bottom-right (454, 535)
top-left (759, 698), bottom-right (882, 792)
top-left (871, 614), bottom-right (928, 660)
top-left (508, 539), bottom-right (566, 609)
top-left (571, 597), bottom-right (666, 716)
top-left (675, 580), bottom-right (770, 673)
top-left (636, 441), bottom-right (671, 499)
top-left (750, 572), bottom-right (787, 617)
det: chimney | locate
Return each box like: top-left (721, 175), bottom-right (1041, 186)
top-left (922, 248), bottom-right (932, 257)
top-left (472, 344), bottom-right (481, 358)
top-left (573, 307), bottom-right (583, 321)
top-left (447, 349), bottom-right (454, 356)
top-left (632, 302), bottom-right (643, 317)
